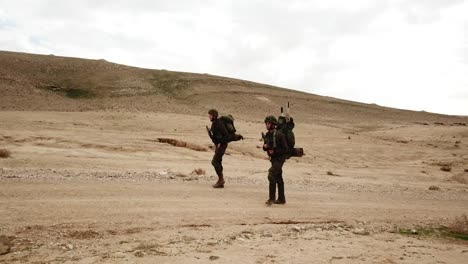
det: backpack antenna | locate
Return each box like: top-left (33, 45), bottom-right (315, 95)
top-left (285, 102), bottom-right (290, 122)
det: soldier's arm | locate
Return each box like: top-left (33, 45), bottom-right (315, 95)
top-left (207, 126), bottom-right (217, 144)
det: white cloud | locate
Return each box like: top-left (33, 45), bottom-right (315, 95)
top-left (0, 0), bottom-right (467, 115)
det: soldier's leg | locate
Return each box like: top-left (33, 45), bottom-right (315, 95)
top-left (266, 158), bottom-right (283, 204)
top-left (266, 162), bottom-right (276, 203)
top-left (211, 143), bottom-right (227, 176)
top-left (273, 158), bottom-right (286, 204)
top-left (212, 143), bottom-right (227, 188)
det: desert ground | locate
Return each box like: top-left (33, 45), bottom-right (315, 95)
top-left (1, 110), bottom-right (467, 264)
top-left (1, 51), bottom-right (468, 263)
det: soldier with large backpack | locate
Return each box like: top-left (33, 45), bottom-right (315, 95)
top-left (262, 103), bottom-right (304, 205)
top-left (207, 109), bottom-right (243, 188)
top-left (263, 115), bottom-right (289, 205)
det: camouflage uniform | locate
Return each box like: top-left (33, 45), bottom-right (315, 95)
top-left (210, 118), bottom-right (230, 177)
top-left (263, 128), bottom-right (289, 204)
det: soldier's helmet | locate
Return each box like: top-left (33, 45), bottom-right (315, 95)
top-left (208, 109), bottom-right (219, 117)
top-left (264, 115), bottom-right (277, 124)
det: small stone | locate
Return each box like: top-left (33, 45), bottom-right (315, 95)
top-left (66, 244), bottom-right (74, 250)
top-left (209, 255), bottom-right (220, 261)
top-left (353, 228), bottom-right (370, 235)
top-left (316, 228), bottom-right (323, 232)
top-left (292, 226), bottom-right (301, 232)
top-left (134, 250), bottom-right (144, 257)
top-left (428, 185), bottom-right (440, 191)
top-left (113, 252), bottom-right (126, 258)
top-left (411, 229), bottom-right (418, 234)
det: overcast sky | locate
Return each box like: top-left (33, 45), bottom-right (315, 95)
top-left (1, 0), bottom-right (467, 115)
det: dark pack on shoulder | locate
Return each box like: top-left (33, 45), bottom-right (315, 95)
top-left (277, 104), bottom-right (304, 158)
top-left (219, 114), bottom-right (243, 142)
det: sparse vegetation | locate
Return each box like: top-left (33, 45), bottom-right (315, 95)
top-left (447, 215), bottom-right (468, 237)
top-left (157, 138), bottom-right (207, 152)
top-left (133, 241), bottom-right (166, 256)
top-left (440, 165), bottom-right (452, 172)
top-left (0, 149), bottom-right (11, 158)
top-left (64, 88), bottom-right (95, 99)
top-left (39, 85), bottom-right (96, 99)
top-left (399, 219), bottom-right (468, 241)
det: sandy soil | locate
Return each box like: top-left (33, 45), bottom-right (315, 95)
top-left (1, 111), bottom-right (468, 263)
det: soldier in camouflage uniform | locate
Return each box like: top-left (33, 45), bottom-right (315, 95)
top-left (208, 109), bottom-right (230, 188)
top-left (263, 115), bottom-right (288, 205)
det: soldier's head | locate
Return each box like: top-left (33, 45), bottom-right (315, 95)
top-left (264, 115), bottom-right (277, 130)
top-left (208, 109), bottom-right (218, 121)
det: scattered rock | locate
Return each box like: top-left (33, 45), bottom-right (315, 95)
top-left (209, 255), bottom-right (220, 261)
top-left (410, 229), bottom-right (418, 234)
top-left (113, 252), bottom-right (126, 258)
top-left (0, 235), bottom-right (11, 255)
top-left (191, 168), bottom-right (206, 176)
top-left (428, 185), bottom-right (440, 191)
top-left (292, 226), bottom-right (301, 232)
top-left (353, 228), bottom-right (369, 235)
top-left (134, 250), bottom-right (145, 257)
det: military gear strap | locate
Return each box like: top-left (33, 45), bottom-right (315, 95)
top-left (273, 129), bottom-right (277, 148)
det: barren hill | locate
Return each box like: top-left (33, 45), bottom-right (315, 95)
top-left (1, 50), bottom-right (466, 125)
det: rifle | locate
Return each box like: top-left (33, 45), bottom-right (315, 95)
top-left (206, 126), bottom-right (215, 143)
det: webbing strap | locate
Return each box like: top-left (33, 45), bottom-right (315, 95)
top-left (273, 129), bottom-right (277, 148)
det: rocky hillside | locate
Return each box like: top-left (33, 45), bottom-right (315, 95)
top-left (1, 50), bottom-right (466, 124)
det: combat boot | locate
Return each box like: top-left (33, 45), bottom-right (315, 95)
top-left (274, 182), bottom-right (286, 204)
top-left (265, 182), bottom-right (276, 205)
top-left (212, 176), bottom-right (225, 188)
